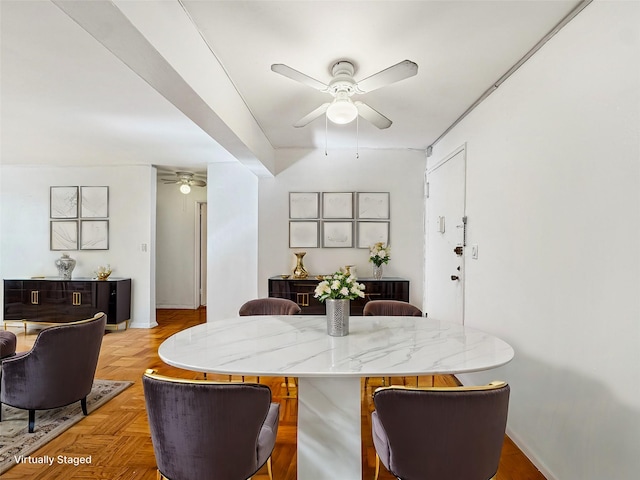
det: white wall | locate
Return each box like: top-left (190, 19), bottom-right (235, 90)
top-left (0, 165), bottom-right (157, 328)
top-left (207, 162), bottom-right (259, 320)
top-left (156, 181), bottom-right (207, 308)
top-left (430, 2), bottom-right (640, 479)
top-left (259, 148), bottom-right (426, 306)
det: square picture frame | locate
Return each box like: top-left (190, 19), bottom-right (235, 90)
top-left (80, 220), bottom-right (109, 250)
top-left (50, 186), bottom-right (79, 219)
top-left (357, 192), bottom-right (390, 219)
top-left (357, 221), bottom-right (390, 249)
top-left (50, 220), bottom-right (78, 251)
top-left (322, 192), bottom-right (353, 219)
top-left (81, 186), bottom-right (109, 218)
top-left (289, 192), bottom-right (320, 219)
top-left (322, 221), bottom-right (354, 248)
top-left (289, 221), bottom-right (319, 248)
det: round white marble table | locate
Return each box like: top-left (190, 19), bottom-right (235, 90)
top-left (159, 315), bottom-right (514, 480)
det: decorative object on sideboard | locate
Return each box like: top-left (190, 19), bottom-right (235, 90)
top-left (54, 253), bottom-right (76, 279)
top-left (369, 242), bottom-right (390, 279)
top-left (343, 265), bottom-right (357, 278)
top-left (95, 265), bottom-right (112, 280)
top-left (314, 271), bottom-right (365, 336)
top-left (292, 252), bottom-right (309, 279)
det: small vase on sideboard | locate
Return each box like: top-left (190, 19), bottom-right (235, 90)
top-left (372, 264), bottom-right (383, 280)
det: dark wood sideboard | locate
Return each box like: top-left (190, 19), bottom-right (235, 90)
top-left (268, 276), bottom-right (409, 315)
top-left (3, 278), bottom-right (131, 330)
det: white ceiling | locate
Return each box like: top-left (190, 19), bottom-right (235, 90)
top-left (0, 0), bottom-right (585, 174)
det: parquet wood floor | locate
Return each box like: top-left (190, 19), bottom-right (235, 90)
top-left (2, 308), bottom-right (545, 479)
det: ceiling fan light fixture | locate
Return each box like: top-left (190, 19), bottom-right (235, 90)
top-left (179, 184), bottom-right (191, 195)
top-left (326, 95), bottom-right (358, 125)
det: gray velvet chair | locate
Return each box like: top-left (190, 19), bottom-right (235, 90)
top-left (239, 297), bottom-right (301, 316)
top-left (363, 300), bottom-right (423, 387)
top-left (143, 370), bottom-right (280, 480)
top-left (363, 299), bottom-right (423, 317)
top-left (372, 381), bottom-right (510, 480)
top-left (0, 312), bottom-right (107, 432)
top-left (239, 297), bottom-right (301, 393)
top-left (0, 331), bottom-right (17, 359)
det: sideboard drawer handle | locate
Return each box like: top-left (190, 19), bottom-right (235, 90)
top-left (296, 293), bottom-right (309, 307)
top-left (72, 292), bottom-right (82, 306)
top-left (31, 291), bottom-right (39, 305)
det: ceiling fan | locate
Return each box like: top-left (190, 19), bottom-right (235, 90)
top-left (160, 171), bottom-right (206, 195)
top-left (271, 59), bottom-right (418, 129)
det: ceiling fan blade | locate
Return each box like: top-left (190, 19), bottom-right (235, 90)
top-left (162, 180), bottom-right (180, 184)
top-left (355, 101), bottom-right (392, 129)
top-left (355, 60), bottom-right (418, 93)
top-left (271, 64), bottom-right (329, 92)
top-left (294, 103), bottom-right (330, 128)
top-left (190, 180), bottom-right (207, 187)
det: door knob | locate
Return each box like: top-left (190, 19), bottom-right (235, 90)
top-left (451, 275), bottom-right (459, 281)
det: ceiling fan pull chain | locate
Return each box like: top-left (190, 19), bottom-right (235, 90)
top-left (325, 114), bottom-right (328, 156)
top-left (356, 115), bottom-right (360, 159)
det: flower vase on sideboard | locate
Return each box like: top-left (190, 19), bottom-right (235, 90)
top-left (372, 264), bottom-right (383, 280)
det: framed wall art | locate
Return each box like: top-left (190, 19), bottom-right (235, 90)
top-left (322, 192), bottom-right (353, 219)
top-left (81, 186), bottom-right (109, 218)
top-left (50, 186), bottom-right (78, 219)
top-left (357, 221), bottom-right (390, 249)
top-left (357, 192), bottom-right (390, 219)
top-left (289, 221), bottom-right (319, 248)
top-left (289, 192), bottom-right (320, 219)
top-left (50, 220), bottom-right (78, 251)
top-left (322, 221), bottom-right (354, 248)
top-left (80, 220), bottom-right (109, 250)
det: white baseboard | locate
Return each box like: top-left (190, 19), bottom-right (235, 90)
top-left (505, 427), bottom-right (556, 480)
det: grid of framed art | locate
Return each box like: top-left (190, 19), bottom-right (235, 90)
top-left (50, 186), bottom-right (109, 251)
top-left (289, 191), bottom-right (390, 249)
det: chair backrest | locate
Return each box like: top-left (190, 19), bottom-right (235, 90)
top-left (363, 299), bottom-right (423, 317)
top-left (1, 312), bottom-right (106, 410)
top-left (239, 297), bottom-right (301, 316)
top-left (143, 371), bottom-right (277, 480)
top-left (372, 382), bottom-right (510, 480)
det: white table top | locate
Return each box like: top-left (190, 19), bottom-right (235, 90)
top-left (159, 315), bottom-right (514, 377)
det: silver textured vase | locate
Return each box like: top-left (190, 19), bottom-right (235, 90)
top-left (326, 298), bottom-right (350, 336)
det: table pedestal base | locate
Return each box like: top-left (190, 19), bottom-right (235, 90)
top-left (297, 377), bottom-right (362, 480)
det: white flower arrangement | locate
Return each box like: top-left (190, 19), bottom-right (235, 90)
top-left (369, 242), bottom-right (390, 267)
top-left (314, 271), bottom-right (366, 302)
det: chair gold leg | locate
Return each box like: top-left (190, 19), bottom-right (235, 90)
top-left (374, 454), bottom-right (380, 480)
top-left (267, 456), bottom-right (273, 480)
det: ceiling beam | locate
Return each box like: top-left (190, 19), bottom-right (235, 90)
top-left (52, 0), bottom-right (275, 177)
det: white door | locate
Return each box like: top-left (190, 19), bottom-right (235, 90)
top-left (424, 146), bottom-right (466, 324)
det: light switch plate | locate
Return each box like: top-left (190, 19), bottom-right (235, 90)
top-left (471, 244), bottom-right (478, 259)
